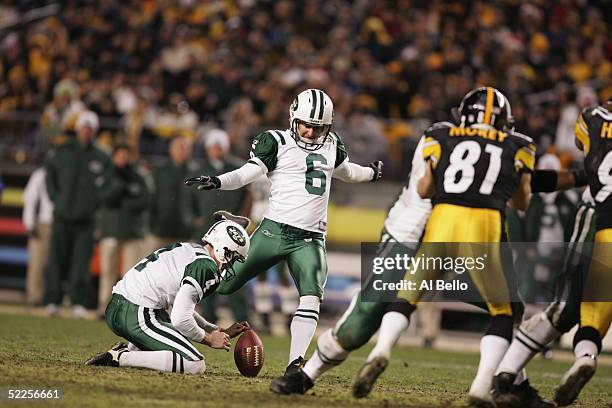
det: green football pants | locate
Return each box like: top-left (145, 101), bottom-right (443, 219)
top-left (334, 229), bottom-right (416, 350)
top-left (218, 218), bottom-right (327, 298)
top-left (105, 293), bottom-right (204, 361)
top-left (44, 219), bottom-right (94, 306)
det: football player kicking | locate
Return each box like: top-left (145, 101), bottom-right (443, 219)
top-left (85, 212), bottom-right (251, 374)
top-left (184, 89), bottom-right (383, 379)
top-left (270, 133), bottom-right (432, 395)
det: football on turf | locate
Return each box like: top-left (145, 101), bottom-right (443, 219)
top-left (233, 329), bottom-right (264, 377)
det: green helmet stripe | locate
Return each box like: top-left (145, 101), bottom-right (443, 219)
top-left (317, 89), bottom-right (325, 120)
top-left (310, 89), bottom-right (318, 120)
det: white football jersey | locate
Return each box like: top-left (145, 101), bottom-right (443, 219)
top-left (384, 136), bottom-right (432, 242)
top-left (249, 129), bottom-right (348, 233)
top-left (113, 243), bottom-right (220, 309)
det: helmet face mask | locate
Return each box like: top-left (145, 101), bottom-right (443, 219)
top-left (289, 89), bottom-right (334, 151)
top-left (202, 220), bottom-right (250, 281)
top-left (457, 87), bottom-right (515, 132)
top-left (219, 247), bottom-right (245, 281)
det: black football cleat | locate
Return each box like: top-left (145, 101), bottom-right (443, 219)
top-left (85, 342), bottom-right (127, 367)
top-left (494, 373), bottom-right (555, 408)
top-left (554, 354), bottom-right (596, 406)
top-left (515, 379), bottom-right (556, 408)
top-left (352, 356), bottom-right (388, 398)
top-left (270, 369), bottom-right (314, 395)
top-left (284, 356), bottom-right (306, 375)
top-left (493, 372), bottom-right (521, 408)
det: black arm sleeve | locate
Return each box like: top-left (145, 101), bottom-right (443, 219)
top-left (530, 170), bottom-right (558, 193)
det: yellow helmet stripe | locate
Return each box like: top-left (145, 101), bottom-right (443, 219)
top-left (483, 87), bottom-right (494, 125)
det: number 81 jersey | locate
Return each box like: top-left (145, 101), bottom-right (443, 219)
top-left (248, 129), bottom-right (347, 233)
top-left (575, 106), bottom-right (612, 231)
top-left (423, 122), bottom-right (536, 213)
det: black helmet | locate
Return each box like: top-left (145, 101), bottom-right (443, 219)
top-left (456, 87), bottom-right (514, 131)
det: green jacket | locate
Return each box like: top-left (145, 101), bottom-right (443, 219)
top-left (523, 190), bottom-right (580, 242)
top-left (183, 158), bottom-right (249, 239)
top-left (149, 159), bottom-right (198, 238)
top-left (45, 140), bottom-right (111, 223)
top-left (97, 165), bottom-right (149, 239)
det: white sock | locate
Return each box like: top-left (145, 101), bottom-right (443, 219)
top-left (289, 295), bottom-right (320, 364)
top-left (253, 281), bottom-right (273, 314)
top-left (469, 335), bottom-right (510, 400)
top-left (367, 311), bottom-right (409, 362)
top-left (574, 339), bottom-right (598, 358)
top-left (279, 286), bottom-right (299, 315)
top-left (496, 312), bottom-right (560, 376)
top-left (119, 351), bottom-right (205, 374)
top-left (303, 329), bottom-right (349, 381)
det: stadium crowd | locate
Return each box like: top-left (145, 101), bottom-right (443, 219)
top-left (0, 0), bottom-right (610, 178)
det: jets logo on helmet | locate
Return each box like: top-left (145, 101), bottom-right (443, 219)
top-left (202, 220), bottom-right (250, 280)
top-left (227, 225), bottom-right (246, 246)
top-left (289, 88), bottom-right (334, 151)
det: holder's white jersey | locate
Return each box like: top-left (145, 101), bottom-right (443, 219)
top-left (248, 129), bottom-right (348, 233)
top-left (384, 136), bottom-right (432, 242)
top-left (113, 242), bottom-right (220, 310)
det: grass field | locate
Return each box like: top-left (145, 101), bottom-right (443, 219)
top-left (1, 313), bottom-right (611, 407)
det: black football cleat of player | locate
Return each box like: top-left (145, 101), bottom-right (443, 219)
top-left (493, 373), bottom-right (555, 408)
top-left (270, 369), bottom-right (314, 395)
top-left (352, 356), bottom-right (389, 398)
top-left (515, 379), bottom-right (556, 408)
top-left (84, 342), bottom-right (127, 367)
top-left (284, 356), bottom-right (306, 375)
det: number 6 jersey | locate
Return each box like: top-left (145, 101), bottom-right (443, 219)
top-left (248, 130), bottom-right (348, 233)
top-left (422, 122), bottom-right (536, 213)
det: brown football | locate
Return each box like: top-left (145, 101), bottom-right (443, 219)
top-left (234, 329), bottom-right (264, 377)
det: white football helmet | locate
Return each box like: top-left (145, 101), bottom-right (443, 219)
top-left (202, 220), bottom-right (250, 280)
top-left (289, 88), bottom-right (334, 150)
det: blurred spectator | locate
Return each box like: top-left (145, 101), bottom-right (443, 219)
top-left (147, 93), bottom-right (198, 139)
top-left (0, 1), bottom-right (609, 176)
top-left (223, 97), bottom-right (261, 159)
top-left (44, 110), bottom-right (111, 317)
top-left (147, 136), bottom-right (196, 252)
top-left (97, 144), bottom-right (149, 316)
top-left (555, 86), bottom-right (598, 162)
top-left (516, 154), bottom-right (580, 302)
top-left (340, 109), bottom-right (388, 165)
top-left (183, 129), bottom-right (252, 323)
top-left (40, 79), bottom-right (85, 147)
top-left (22, 167), bottom-right (53, 306)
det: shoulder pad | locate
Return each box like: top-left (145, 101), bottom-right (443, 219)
top-left (508, 131), bottom-right (535, 144)
top-left (261, 130), bottom-right (287, 146)
top-left (424, 121), bottom-right (454, 133)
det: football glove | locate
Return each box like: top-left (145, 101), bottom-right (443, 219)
top-left (184, 175), bottom-right (221, 190)
top-left (369, 161), bottom-right (383, 182)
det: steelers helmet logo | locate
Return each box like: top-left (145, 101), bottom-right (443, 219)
top-left (291, 98), bottom-right (298, 112)
top-left (226, 225), bottom-right (246, 246)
